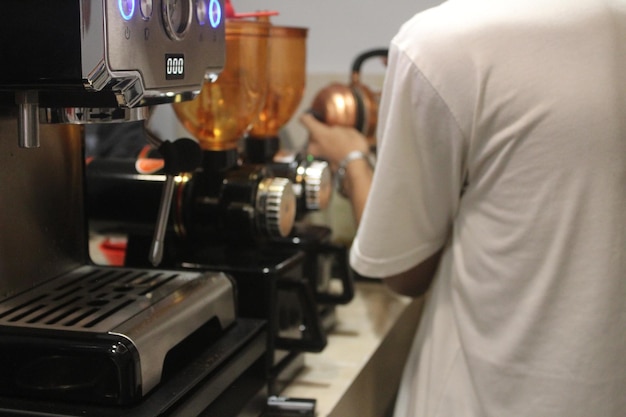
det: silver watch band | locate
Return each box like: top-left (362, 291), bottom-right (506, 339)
top-left (334, 150), bottom-right (376, 198)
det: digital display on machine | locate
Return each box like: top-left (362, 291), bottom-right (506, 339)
top-left (165, 54), bottom-right (185, 80)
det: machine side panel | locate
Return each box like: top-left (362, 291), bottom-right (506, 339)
top-left (0, 106), bottom-right (86, 298)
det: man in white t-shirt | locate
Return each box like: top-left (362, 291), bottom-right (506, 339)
top-left (300, 0), bottom-right (626, 415)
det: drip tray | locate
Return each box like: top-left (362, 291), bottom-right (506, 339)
top-left (0, 318), bottom-right (267, 417)
top-left (0, 265), bottom-right (237, 406)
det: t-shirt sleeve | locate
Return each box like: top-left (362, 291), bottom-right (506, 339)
top-left (349, 42), bottom-right (467, 279)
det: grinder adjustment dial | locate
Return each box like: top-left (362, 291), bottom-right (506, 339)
top-left (256, 178), bottom-right (296, 238)
top-left (302, 160), bottom-right (332, 211)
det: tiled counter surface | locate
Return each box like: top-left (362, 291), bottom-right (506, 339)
top-left (280, 281), bottom-right (425, 417)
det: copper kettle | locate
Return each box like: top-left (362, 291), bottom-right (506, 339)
top-left (310, 48), bottom-right (388, 141)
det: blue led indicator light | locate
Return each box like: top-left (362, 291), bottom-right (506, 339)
top-left (209, 0), bottom-right (221, 28)
top-left (119, 0), bottom-right (135, 21)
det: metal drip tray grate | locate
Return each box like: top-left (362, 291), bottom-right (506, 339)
top-left (0, 265), bottom-right (222, 333)
top-left (0, 265), bottom-right (237, 403)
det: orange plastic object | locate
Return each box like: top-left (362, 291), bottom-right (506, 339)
top-left (172, 19), bottom-right (271, 150)
top-left (99, 238), bottom-right (127, 266)
top-left (224, 0), bottom-right (278, 18)
top-left (250, 25), bottom-right (308, 138)
top-left (225, 0), bottom-right (235, 17)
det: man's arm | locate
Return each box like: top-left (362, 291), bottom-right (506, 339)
top-left (300, 113), bottom-right (373, 225)
top-left (341, 157), bottom-right (373, 224)
top-left (384, 249), bottom-right (443, 298)
top-left (300, 112), bottom-right (443, 297)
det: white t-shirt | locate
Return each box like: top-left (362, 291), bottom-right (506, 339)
top-left (350, 0), bottom-right (626, 416)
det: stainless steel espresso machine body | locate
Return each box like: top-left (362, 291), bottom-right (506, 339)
top-left (0, 1), bottom-right (268, 415)
top-left (1, 0), bottom-right (226, 294)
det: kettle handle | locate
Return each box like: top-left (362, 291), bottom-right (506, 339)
top-left (350, 48), bottom-right (389, 82)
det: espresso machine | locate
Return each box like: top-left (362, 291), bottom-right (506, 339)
top-left (0, 1), bottom-right (268, 416)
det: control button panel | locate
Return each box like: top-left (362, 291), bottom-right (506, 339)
top-left (139, 0), bottom-right (153, 20)
top-left (106, 0), bottom-right (225, 93)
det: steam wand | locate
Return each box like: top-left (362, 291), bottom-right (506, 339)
top-left (143, 123), bottom-right (202, 266)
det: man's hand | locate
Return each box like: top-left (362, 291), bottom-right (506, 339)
top-left (300, 113), bottom-right (370, 172)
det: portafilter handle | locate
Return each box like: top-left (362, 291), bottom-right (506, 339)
top-left (144, 124), bottom-right (202, 266)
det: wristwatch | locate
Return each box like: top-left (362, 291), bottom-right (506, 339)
top-left (334, 150), bottom-right (376, 198)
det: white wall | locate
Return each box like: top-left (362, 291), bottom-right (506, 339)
top-left (231, 0), bottom-right (442, 73)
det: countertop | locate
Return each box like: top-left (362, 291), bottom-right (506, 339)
top-left (281, 280), bottom-right (425, 417)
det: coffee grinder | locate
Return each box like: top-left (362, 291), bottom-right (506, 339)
top-left (0, 1), bottom-right (268, 416)
top-left (242, 20), bottom-right (355, 330)
top-left (85, 16), bottom-right (327, 395)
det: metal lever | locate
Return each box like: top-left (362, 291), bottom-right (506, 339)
top-left (151, 174), bottom-right (176, 266)
top-left (266, 396), bottom-right (316, 417)
top-left (144, 124), bottom-right (202, 266)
